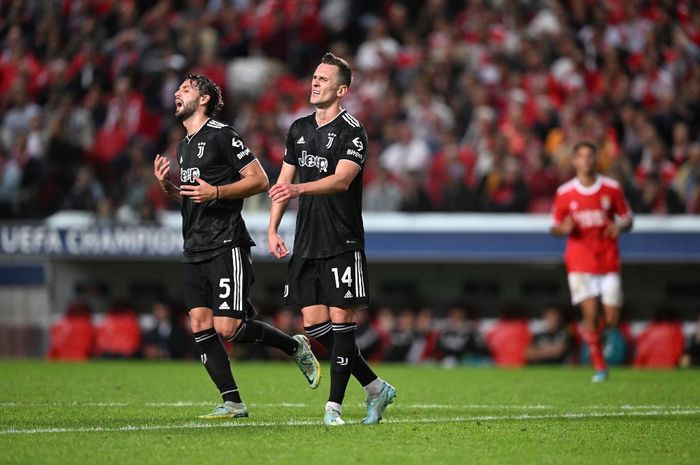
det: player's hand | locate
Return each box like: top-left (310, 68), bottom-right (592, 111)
top-left (558, 216), bottom-right (575, 235)
top-left (603, 222), bottom-right (620, 238)
top-left (180, 177), bottom-right (216, 203)
top-left (154, 154), bottom-right (170, 183)
top-left (269, 183), bottom-right (300, 203)
top-left (268, 231), bottom-right (288, 259)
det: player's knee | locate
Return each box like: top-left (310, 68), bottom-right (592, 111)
top-left (189, 308), bottom-right (214, 332)
top-left (215, 319), bottom-right (242, 340)
top-left (329, 307), bottom-right (355, 324)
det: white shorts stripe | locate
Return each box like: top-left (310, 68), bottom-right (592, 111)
top-left (354, 252), bottom-right (365, 297)
top-left (230, 248), bottom-right (242, 311)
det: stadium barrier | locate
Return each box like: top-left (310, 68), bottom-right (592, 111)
top-left (1, 213), bottom-right (699, 357)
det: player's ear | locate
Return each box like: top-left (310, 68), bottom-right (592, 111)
top-left (336, 85), bottom-right (348, 98)
top-left (199, 94), bottom-right (211, 106)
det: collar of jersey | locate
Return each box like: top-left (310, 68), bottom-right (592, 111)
top-left (184, 118), bottom-right (210, 144)
top-left (315, 108), bottom-right (346, 130)
top-left (573, 175), bottom-right (602, 195)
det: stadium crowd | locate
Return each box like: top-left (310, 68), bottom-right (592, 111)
top-left (47, 298), bottom-right (700, 368)
top-left (1, 0), bottom-right (700, 220)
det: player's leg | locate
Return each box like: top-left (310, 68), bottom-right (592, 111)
top-left (304, 310), bottom-right (384, 395)
top-left (322, 305), bottom-right (358, 425)
top-left (185, 261), bottom-right (247, 418)
top-left (318, 251), bottom-right (395, 424)
top-left (569, 272), bottom-right (608, 381)
top-left (601, 273), bottom-right (623, 328)
top-left (213, 247), bottom-right (320, 388)
top-left (579, 297), bottom-right (608, 380)
top-left (600, 272), bottom-right (626, 365)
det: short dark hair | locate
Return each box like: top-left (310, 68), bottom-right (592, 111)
top-left (321, 52), bottom-right (352, 88)
top-left (185, 73), bottom-right (223, 117)
top-left (572, 140), bottom-right (598, 155)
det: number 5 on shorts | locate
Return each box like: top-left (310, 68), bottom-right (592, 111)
top-left (219, 278), bottom-right (231, 298)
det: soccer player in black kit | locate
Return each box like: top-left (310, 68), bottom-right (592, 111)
top-left (268, 54), bottom-right (396, 425)
top-left (153, 74), bottom-right (320, 419)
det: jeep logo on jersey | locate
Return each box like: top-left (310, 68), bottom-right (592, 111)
top-left (298, 150), bottom-right (328, 173)
top-left (197, 142), bottom-right (206, 158)
top-left (181, 167), bottom-right (200, 183)
top-left (326, 132), bottom-right (336, 149)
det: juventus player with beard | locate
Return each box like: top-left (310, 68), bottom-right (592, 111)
top-left (153, 74), bottom-right (320, 419)
top-left (551, 141), bottom-right (633, 382)
top-left (268, 54), bottom-right (396, 425)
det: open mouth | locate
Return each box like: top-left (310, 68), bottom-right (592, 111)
top-left (175, 100), bottom-right (183, 109)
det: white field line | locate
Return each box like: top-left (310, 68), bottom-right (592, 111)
top-left (0, 402), bottom-right (553, 409)
top-left (2, 402), bottom-right (700, 410)
top-left (1, 409), bottom-right (699, 435)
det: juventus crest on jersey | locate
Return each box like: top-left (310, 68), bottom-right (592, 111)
top-left (284, 110), bottom-right (368, 259)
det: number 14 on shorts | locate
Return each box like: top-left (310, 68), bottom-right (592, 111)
top-left (331, 266), bottom-right (352, 288)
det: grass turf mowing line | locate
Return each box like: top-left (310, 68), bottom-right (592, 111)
top-left (0, 361), bottom-right (699, 465)
top-left (1, 408), bottom-right (700, 435)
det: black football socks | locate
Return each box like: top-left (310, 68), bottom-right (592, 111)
top-left (305, 320), bottom-right (378, 387)
top-left (328, 322), bottom-right (358, 404)
top-left (228, 320), bottom-right (298, 356)
top-left (193, 328), bottom-right (242, 403)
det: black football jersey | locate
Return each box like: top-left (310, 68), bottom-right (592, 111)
top-left (283, 110), bottom-right (368, 258)
top-left (177, 119), bottom-right (257, 263)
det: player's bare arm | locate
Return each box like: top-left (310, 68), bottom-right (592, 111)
top-left (267, 162), bottom-right (296, 259)
top-left (181, 159), bottom-right (268, 203)
top-left (154, 154), bottom-right (182, 202)
top-left (550, 216), bottom-right (574, 236)
top-left (269, 160), bottom-right (360, 203)
top-left (604, 217), bottom-right (633, 238)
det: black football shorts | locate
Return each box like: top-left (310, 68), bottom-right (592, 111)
top-left (284, 250), bottom-right (370, 310)
top-left (184, 247), bottom-right (256, 319)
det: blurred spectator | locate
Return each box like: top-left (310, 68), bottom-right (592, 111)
top-left (633, 308), bottom-right (685, 369)
top-left (435, 304), bottom-right (488, 367)
top-left (485, 306), bottom-right (531, 367)
top-left (355, 307), bottom-right (384, 362)
top-left (673, 143), bottom-right (700, 213)
top-left (681, 314), bottom-right (700, 367)
top-left (379, 122), bottom-right (431, 178)
top-left (142, 301), bottom-right (190, 360)
top-left (477, 153), bottom-right (528, 212)
top-left (526, 306), bottom-right (576, 365)
top-left (95, 302), bottom-right (142, 358)
top-left (383, 307), bottom-right (418, 363)
top-left (47, 300), bottom-right (96, 361)
top-left (399, 170), bottom-right (432, 212)
top-left (412, 307), bottom-right (439, 363)
top-left (62, 165), bottom-right (105, 211)
top-left (363, 166), bottom-right (402, 212)
top-left (0, 1), bottom-right (699, 217)
top-left (427, 136), bottom-right (477, 211)
top-left (0, 144), bottom-right (21, 217)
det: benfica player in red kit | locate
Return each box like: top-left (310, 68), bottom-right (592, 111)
top-left (551, 141), bottom-right (633, 382)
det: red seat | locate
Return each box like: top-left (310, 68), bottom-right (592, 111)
top-left (95, 307), bottom-right (142, 358)
top-left (633, 322), bottom-right (684, 368)
top-left (48, 315), bottom-right (95, 360)
top-left (486, 320), bottom-right (531, 367)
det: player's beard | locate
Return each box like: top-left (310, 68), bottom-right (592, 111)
top-left (175, 99), bottom-right (198, 121)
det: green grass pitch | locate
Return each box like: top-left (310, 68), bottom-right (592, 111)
top-left (1, 360), bottom-right (698, 465)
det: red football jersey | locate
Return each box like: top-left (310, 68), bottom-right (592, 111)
top-left (551, 175), bottom-right (633, 273)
